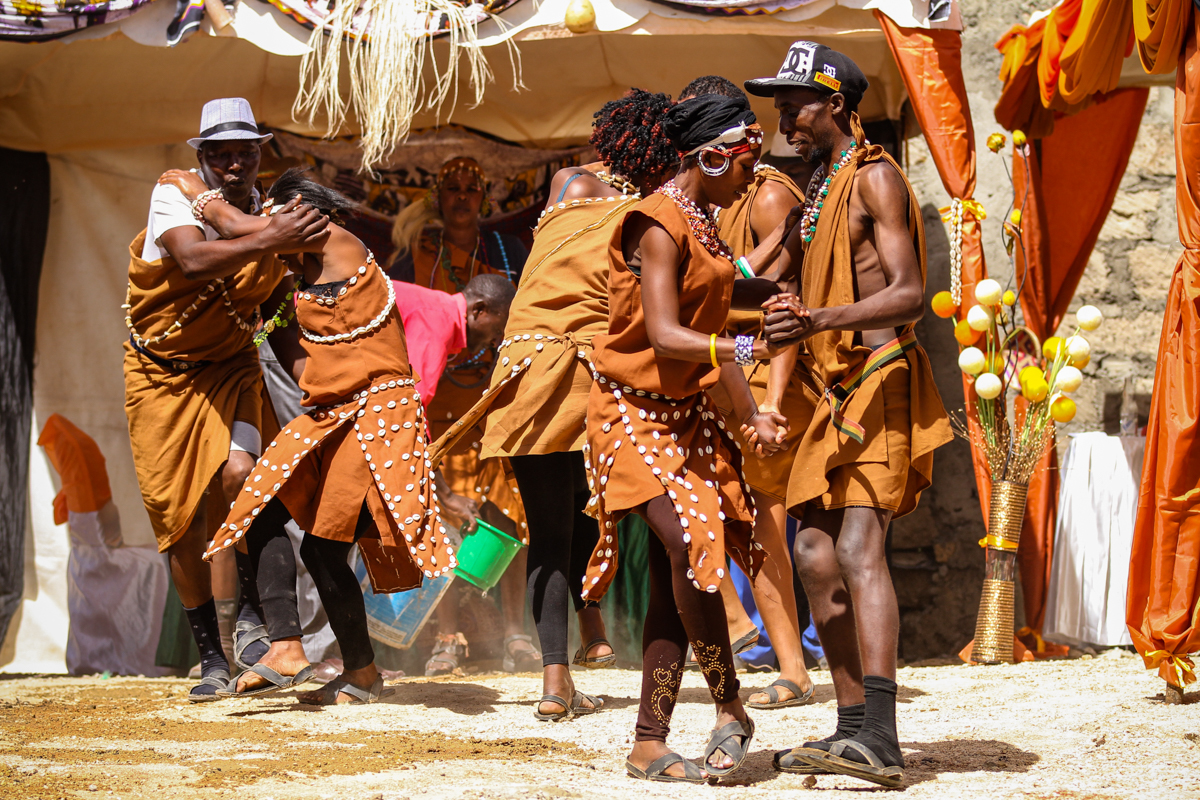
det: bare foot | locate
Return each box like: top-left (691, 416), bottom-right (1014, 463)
top-left (537, 664), bottom-right (599, 716)
top-left (747, 673), bottom-right (813, 706)
top-left (628, 740), bottom-right (706, 780)
top-left (298, 663), bottom-right (380, 705)
top-left (706, 701), bottom-right (750, 771)
top-left (234, 638), bottom-right (309, 693)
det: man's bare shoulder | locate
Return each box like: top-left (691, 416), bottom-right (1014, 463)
top-left (854, 160), bottom-right (909, 220)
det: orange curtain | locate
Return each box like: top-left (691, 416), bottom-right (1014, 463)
top-left (36, 413), bottom-right (113, 525)
top-left (876, 13), bottom-right (993, 531)
top-left (996, 0), bottom-right (1133, 136)
top-left (1135, 0), bottom-right (1192, 73)
top-left (1010, 88), bottom-right (1149, 635)
top-left (1128, 11), bottom-right (1200, 689)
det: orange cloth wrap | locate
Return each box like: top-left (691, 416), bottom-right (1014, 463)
top-left (123, 231), bottom-right (284, 552)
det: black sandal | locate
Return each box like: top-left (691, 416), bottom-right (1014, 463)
top-left (774, 745), bottom-right (834, 774)
top-left (572, 637), bottom-right (617, 669)
top-left (218, 663), bottom-right (315, 698)
top-left (704, 715), bottom-right (755, 778)
top-left (187, 670), bottom-right (231, 703)
top-left (795, 740), bottom-right (904, 788)
top-left (747, 678), bottom-right (815, 709)
top-left (303, 674), bottom-right (390, 705)
top-left (533, 690), bottom-right (604, 721)
top-left (232, 621), bottom-right (269, 671)
top-left (626, 752), bottom-right (705, 783)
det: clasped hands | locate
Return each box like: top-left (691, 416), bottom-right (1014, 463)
top-left (761, 292), bottom-right (814, 348)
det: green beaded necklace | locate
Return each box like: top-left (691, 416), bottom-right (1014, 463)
top-left (799, 140), bottom-right (859, 244)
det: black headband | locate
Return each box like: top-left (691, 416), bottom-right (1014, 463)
top-left (663, 94), bottom-right (757, 155)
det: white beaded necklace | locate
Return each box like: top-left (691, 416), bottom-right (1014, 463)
top-left (799, 141), bottom-right (859, 244)
top-left (124, 277), bottom-right (259, 349)
top-left (298, 261), bottom-right (396, 344)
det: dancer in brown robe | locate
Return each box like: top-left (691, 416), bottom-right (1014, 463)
top-left (585, 94), bottom-right (805, 782)
top-left (171, 168), bottom-right (455, 704)
top-left (125, 98), bottom-right (327, 701)
top-left (744, 43), bottom-right (952, 786)
top-left (432, 89), bottom-right (679, 720)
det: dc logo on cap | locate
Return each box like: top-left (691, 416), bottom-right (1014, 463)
top-left (778, 41), bottom-right (819, 80)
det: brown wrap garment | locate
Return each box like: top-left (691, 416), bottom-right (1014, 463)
top-left (411, 231), bottom-right (528, 539)
top-left (203, 257), bottom-right (455, 594)
top-left (430, 195), bottom-right (638, 464)
top-left (582, 193), bottom-right (762, 603)
top-left (786, 127), bottom-right (953, 519)
top-left (709, 166), bottom-right (814, 501)
top-left (123, 230), bottom-right (285, 552)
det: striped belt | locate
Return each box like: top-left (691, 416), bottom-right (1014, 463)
top-left (825, 330), bottom-right (917, 444)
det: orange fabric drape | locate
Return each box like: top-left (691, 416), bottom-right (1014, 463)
top-left (877, 13), bottom-right (993, 531)
top-left (37, 414), bottom-right (113, 525)
top-left (996, 0), bottom-right (1134, 136)
top-left (1010, 88), bottom-right (1149, 634)
top-left (1128, 11), bottom-right (1200, 688)
top-left (1135, 0), bottom-right (1192, 73)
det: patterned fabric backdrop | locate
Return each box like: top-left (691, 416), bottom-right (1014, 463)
top-left (0, 0), bottom-right (155, 40)
top-left (263, 125), bottom-right (593, 259)
top-left (253, 0), bottom-right (521, 37)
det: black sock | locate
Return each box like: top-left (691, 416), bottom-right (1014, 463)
top-left (843, 675), bottom-right (904, 768)
top-left (184, 598), bottom-right (228, 695)
top-left (805, 702), bottom-right (865, 751)
top-left (233, 550), bottom-right (270, 666)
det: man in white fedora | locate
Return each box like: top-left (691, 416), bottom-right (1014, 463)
top-left (123, 97), bottom-right (328, 701)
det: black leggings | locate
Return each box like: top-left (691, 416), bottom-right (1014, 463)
top-left (636, 495), bottom-right (740, 742)
top-left (244, 498), bottom-right (376, 671)
top-left (510, 451), bottom-right (599, 667)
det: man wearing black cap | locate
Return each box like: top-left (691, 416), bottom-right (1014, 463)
top-left (743, 43), bottom-right (952, 787)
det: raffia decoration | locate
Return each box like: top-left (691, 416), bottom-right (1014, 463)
top-left (294, 0), bottom-right (522, 172)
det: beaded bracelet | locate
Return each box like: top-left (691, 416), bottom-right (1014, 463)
top-left (735, 257), bottom-right (755, 280)
top-left (734, 334), bottom-right (755, 367)
top-left (191, 189), bottom-right (223, 222)
top-left (709, 333), bottom-right (720, 368)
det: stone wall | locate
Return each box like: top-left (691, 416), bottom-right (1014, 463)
top-left (886, 0), bottom-right (1175, 659)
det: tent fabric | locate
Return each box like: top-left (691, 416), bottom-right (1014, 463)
top-left (0, 147), bottom-right (49, 649)
top-left (1128, 13), bottom-right (1200, 689)
top-left (1008, 87), bottom-right (1147, 635)
top-left (877, 13), bottom-right (992, 541)
top-left (0, 0), bottom-right (155, 41)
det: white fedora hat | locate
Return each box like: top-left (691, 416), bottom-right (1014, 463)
top-left (187, 98), bottom-right (273, 149)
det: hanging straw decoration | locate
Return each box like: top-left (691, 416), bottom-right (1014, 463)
top-left (294, 0), bottom-right (522, 172)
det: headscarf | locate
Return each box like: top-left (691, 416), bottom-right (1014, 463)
top-left (662, 94), bottom-right (757, 157)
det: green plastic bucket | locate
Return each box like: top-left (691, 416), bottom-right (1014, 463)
top-left (454, 519), bottom-right (525, 591)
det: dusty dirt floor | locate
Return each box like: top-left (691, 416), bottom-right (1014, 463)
top-left (1, 647), bottom-right (1197, 799)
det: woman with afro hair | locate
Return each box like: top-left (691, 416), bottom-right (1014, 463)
top-left (430, 88), bottom-right (679, 722)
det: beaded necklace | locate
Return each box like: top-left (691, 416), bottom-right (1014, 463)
top-left (799, 140), bottom-right (859, 244)
top-left (123, 278), bottom-right (260, 350)
top-left (298, 259), bottom-right (396, 345)
top-left (656, 181), bottom-right (733, 263)
top-left (595, 170), bottom-right (639, 197)
top-left (433, 230), bottom-right (482, 293)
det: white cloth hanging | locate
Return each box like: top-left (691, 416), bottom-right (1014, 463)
top-left (1044, 432), bottom-right (1144, 648)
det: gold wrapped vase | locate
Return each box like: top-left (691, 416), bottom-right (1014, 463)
top-left (971, 480), bottom-right (1028, 663)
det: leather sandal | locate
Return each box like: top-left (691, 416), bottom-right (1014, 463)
top-left (218, 663), bottom-right (315, 698)
top-left (572, 637), bottom-right (617, 669)
top-left (502, 634), bottom-right (542, 673)
top-left (425, 633), bottom-right (467, 677)
top-left (625, 753), bottom-right (705, 783)
top-left (704, 716), bottom-right (755, 778)
top-left (532, 690), bottom-right (604, 721)
top-left (187, 670), bottom-right (232, 703)
top-left (747, 678), bottom-right (815, 709)
top-left (795, 740), bottom-right (904, 788)
top-left (304, 674), bottom-right (389, 706)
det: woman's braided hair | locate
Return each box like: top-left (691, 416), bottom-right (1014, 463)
top-left (589, 88), bottom-right (678, 184)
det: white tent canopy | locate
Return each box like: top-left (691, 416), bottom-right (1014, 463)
top-left (0, 0), bottom-right (953, 672)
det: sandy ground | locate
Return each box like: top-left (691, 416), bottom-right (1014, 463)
top-left (1, 648), bottom-right (1198, 799)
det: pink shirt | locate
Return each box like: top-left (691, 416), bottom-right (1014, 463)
top-left (392, 281), bottom-right (468, 408)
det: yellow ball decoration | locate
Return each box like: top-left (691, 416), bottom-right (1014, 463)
top-left (931, 291), bottom-right (958, 319)
top-left (1009, 208), bottom-right (1022, 226)
top-left (986, 133), bottom-right (1007, 153)
top-left (1022, 379), bottom-right (1049, 403)
top-left (1043, 336), bottom-right (1065, 361)
top-left (1003, 290), bottom-right (1017, 306)
top-left (1056, 365), bottom-right (1083, 393)
top-left (564, 0), bottom-right (597, 33)
top-left (954, 319), bottom-right (982, 346)
top-left (1013, 130), bottom-right (1028, 147)
top-left (967, 304), bottom-right (994, 332)
top-left (1051, 396), bottom-right (1077, 423)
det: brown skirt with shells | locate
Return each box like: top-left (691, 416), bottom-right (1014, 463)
top-left (580, 375), bottom-right (762, 603)
top-left (203, 376), bottom-right (455, 594)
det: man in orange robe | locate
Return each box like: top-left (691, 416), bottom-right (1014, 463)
top-left (124, 98), bottom-right (326, 700)
top-left (746, 45), bottom-right (952, 786)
